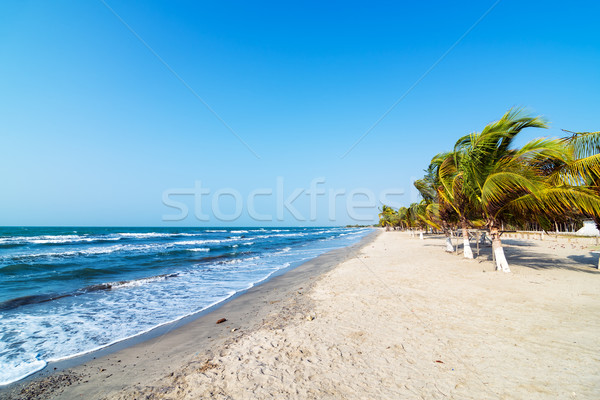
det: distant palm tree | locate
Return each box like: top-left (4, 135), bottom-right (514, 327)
top-left (397, 206), bottom-right (410, 229)
top-left (378, 205), bottom-right (397, 230)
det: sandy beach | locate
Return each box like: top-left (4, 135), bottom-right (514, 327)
top-left (3, 229), bottom-right (600, 399)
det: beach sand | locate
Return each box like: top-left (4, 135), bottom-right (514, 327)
top-left (3, 230), bottom-right (600, 399)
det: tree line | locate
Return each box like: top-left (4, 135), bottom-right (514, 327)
top-left (378, 109), bottom-right (600, 272)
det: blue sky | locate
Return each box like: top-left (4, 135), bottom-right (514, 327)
top-left (1, 0), bottom-right (598, 226)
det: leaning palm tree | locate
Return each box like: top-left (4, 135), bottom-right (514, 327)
top-left (437, 150), bottom-right (481, 258)
top-left (409, 199), bottom-right (440, 232)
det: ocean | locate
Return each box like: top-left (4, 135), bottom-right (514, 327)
top-left (0, 226), bottom-right (371, 386)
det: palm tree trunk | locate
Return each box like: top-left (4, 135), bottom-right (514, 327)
top-left (461, 218), bottom-right (473, 259)
top-left (445, 230), bottom-right (454, 252)
top-left (490, 225), bottom-right (510, 272)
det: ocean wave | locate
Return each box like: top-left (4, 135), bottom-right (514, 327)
top-left (0, 234), bottom-right (123, 246)
top-left (217, 256), bottom-right (260, 266)
top-left (0, 273), bottom-right (180, 311)
top-left (0, 358), bottom-right (47, 386)
top-left (116, 232), bottom-right (178, 239)
top-left (252, 233), bottom-right (308, 240)
top-left (108, 273), bottom-right (179, 289)
top-left (172, 239), bottom-right (223, 246)
top-left (194, 251), bottom-right (254, 265)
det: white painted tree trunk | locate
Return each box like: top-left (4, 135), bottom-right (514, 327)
top-left (445, 237), bottom-right (455, 252)
top-left (463, 238), bottom-right (473, 259)
top-left (494, 246), bottom-right (510, 272)
top-left (461, 223), bottom-right (473, 259)
top-left (490, 225), bottom-right (510, 272)
top-left (419, 232), bottom-right (424, 240)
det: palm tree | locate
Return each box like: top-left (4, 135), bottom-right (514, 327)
top-left (413, 176), bottom-right (440, 232)
top-left (408, 200), bottom-right (438, 232)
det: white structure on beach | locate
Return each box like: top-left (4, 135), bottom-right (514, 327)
top-left (576, 220), bottom-right (600, 236)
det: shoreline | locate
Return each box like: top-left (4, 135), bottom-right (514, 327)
top-left (0, 230), bottom-right (380, 399)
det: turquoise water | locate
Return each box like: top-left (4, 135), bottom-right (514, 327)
top-left (0, 226), bottom-right (371, 385)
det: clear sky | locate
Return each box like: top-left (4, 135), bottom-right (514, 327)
top-left (1, 0), bottom-right (598, 226)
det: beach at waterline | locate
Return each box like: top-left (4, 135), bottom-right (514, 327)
top-left (3, 229), bottom-right (600, 399)
top-left (0, 227), bottom-right (372, 388)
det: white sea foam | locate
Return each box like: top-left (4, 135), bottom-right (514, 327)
top-left (220, 256), bottom-right (260, 265)
top-left (109, 275), bottom-right (174, 289)
top-left (0, 358), bottom-right (47, 386)
top-left (252, 233), bottom-right (308, 240)
top-left (6, 245), bottom-right (124, 260)
top-left (0, 234), bottom-right (122, 245)
top-left (117, 232), bottom-right (175, 239)
top-left (172, 239), bottom-right (223, 246)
